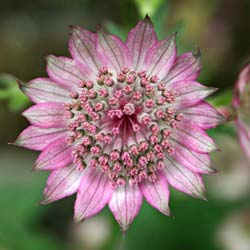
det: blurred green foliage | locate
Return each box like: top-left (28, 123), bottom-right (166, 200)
top-left (134, 0), bottom-right (165, 18)
top-left (0, 74), bottom-right (29, 111)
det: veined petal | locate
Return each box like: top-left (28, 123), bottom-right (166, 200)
top-left (236, 120), bottom-right (250, 160)
top-left (40, 164), bottom-right (84, 204)
top-left (46, 55), bottom-right (94, 89)
top-left (181, 101), bottom-right (225, 129)
top-left (13, 126), bottom-right (67, 151)
top-left (171, 139), bottom-right (216, 174)
top-left (171, 121), bottom-right (218, 153)
top-left (169, 81), bottom-right (217, 108)
top-left (20, 78), bottom-right (70, 104)
top-left (144, 34), bottom-right (176, 80)
top-left (22, 102), bottom-right (66, 128)
top-left (96, 29), bottom-right (132, 72)
top-left (69, 26), bottom-right (101, 72)
top-left (74, 168), bottom-right (113, 222)
top-left (34, 136), bottom-right (73, 171)
top-left (140, 172), bottom-right (170, 215)
top-left (164, 156), bottom-right (206, 199)
top-left (109, 184), bottom-right (143, 233)
top-left (164, 52), bottom-right (201, 84)
top-left (126, 15), bottom-right (157, 70)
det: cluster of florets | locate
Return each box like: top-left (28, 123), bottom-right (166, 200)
top-left (64, 66), bottom-right (184, 187)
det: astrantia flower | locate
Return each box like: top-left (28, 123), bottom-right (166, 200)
top-left (15, 16), bottom-right (224, 232)
top-left (233, 63), bottom-right (250, 160)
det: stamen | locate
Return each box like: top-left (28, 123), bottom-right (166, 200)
top-left (63, 66), bottom-right (183, 185)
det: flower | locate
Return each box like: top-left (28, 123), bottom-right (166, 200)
top-left (14, 16), bottom-right (223, 232)
top-left (233, 63), bottom-right (250, 160)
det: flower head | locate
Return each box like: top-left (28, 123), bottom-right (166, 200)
top-left (233, 63), bottom-right (250, 160)
top-left (15, 16), bottom-right (223, 232)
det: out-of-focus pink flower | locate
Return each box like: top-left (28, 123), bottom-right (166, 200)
top-left (14, 16), bottom-right (223, 232)
top-left (233, 63), bottom-right (250, 160)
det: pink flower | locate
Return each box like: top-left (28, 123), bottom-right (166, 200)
top-left (14, 16), bottom-right (223, 232)
top-left (233, 63), bottom-right (250, 160)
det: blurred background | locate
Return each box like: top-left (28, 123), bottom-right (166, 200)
top-left (0, 0), bottom-right (250, 249)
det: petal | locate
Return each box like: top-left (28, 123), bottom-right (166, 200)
top-left (164, 51), bottom-right (201, 84)
top-left (164, 156), bottom-right (206, 199)
top-left (22, 102), bottom-right (66, 128)
top-left (181, 101), bottom-right (225, 129)
top-left (34, 136), bottom-right (73, 171)
top-left (126, 15), bottom-right (157, 70)
top-left (169, 81), bottom-right (217, 109)
top-left (40, 164), bottom-right (84, 204)
top-left (171, 121), bottom-right (218, 153)
top-left (96, 29), bottom-right (132, 72)
top-left (74, 168), bottom-right (113, 222)
top-left (237, 120), bottom-right (250, 160)
top-left (20, 78), bottom-right (70, 104)
top-left (109, 184), bottom-right (143, 233)
top-left (46, 55), bottom-right (94, 89)
top-left (171, 139), bottom-right (215, 174)
top-left (143, 34), bottom-right (176, 80)
top-left (13, 126), bottom-right (67, 151)
top-left (140, 172), bottom-right (170, 215)
top-left (68, 26), bottom-right (101, 72)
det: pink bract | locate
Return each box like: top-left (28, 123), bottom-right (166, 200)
top-left (15, 16), bottom-right (224, 232)
top-left (233, 63), bottom-right (250, 160)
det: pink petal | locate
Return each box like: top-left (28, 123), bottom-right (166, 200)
top-left (171, 140), bottom-right (216, 174)
top-left (46, 55), bottom-right (94, 89)
top-left (74, 168), bottom-right (113, 222)
top-left (143, 34), bottom-right (176, 80)
top-left (140, 172), bottom-right (170, 215)
top-left (172, 121), bottom-right (218, 153)
top-left (13, 126), bottom-right (67, 151)
top-left (22, 102), bottom-right (66, 128)
top-left (126, 15), bottom-right (157, 70)
top-left (164, 156), bottom-right (206, 199)
top-left (40, 164), bottom-right (84, 204)
top-left (68, 26), bottom-right (101, 73)
top-left (34, 136), bottom-right (73, 171)
top-left (181, 101), bottom-right (225, 129)
top-left (109, 184), bottom-right (143, 233)
top-left (236, 120), bottom-right (250, 160)
top-left (233, 63), bottom-right (250, 107)
top-left (164, 52), bottom-right (201, 84)
top-left (20, 78), bottom-right (70, 104)
top-left (170, 81), bottom-right (217, 109)
top-left (96, 29), bottom-right (132, 72)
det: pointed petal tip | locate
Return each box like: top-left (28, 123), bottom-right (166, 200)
top-left (16, 79), bottom-right (25, 89)
top-left (74, 215), bottom-right (85, 225)
top-left (120, 223), bottom-right (130, 235)
top-left (38, 197), bottom-right (50, 205)
top-left (69, 24), bottom-right (81, 32)
top-left (32, 164), bottom-right (40, 172)
top-left (144, 14), bottom-right (151, 21)
top-left (68, 24), bottom-right (75, 29)
top-left (8, 141), bottom-right (17, 146)
top-left (96, 24), bottom-right (104, 32)
top-left (170, 213), bottom-right (175, 219)
top-left (201, 195), bottom-right (208, 202)
top-left (196, 190), bottom-right (207, 201)
top-left (161, 206), bottom-right (171, 216)
top-left (45, 54), bottom-right (56, 62)
top-left (192, 45), bottom-right (202, 58)
top-left (208, 87), bottom-right (219, 95)
top-left (209, 167), bottom-right (219, 174)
